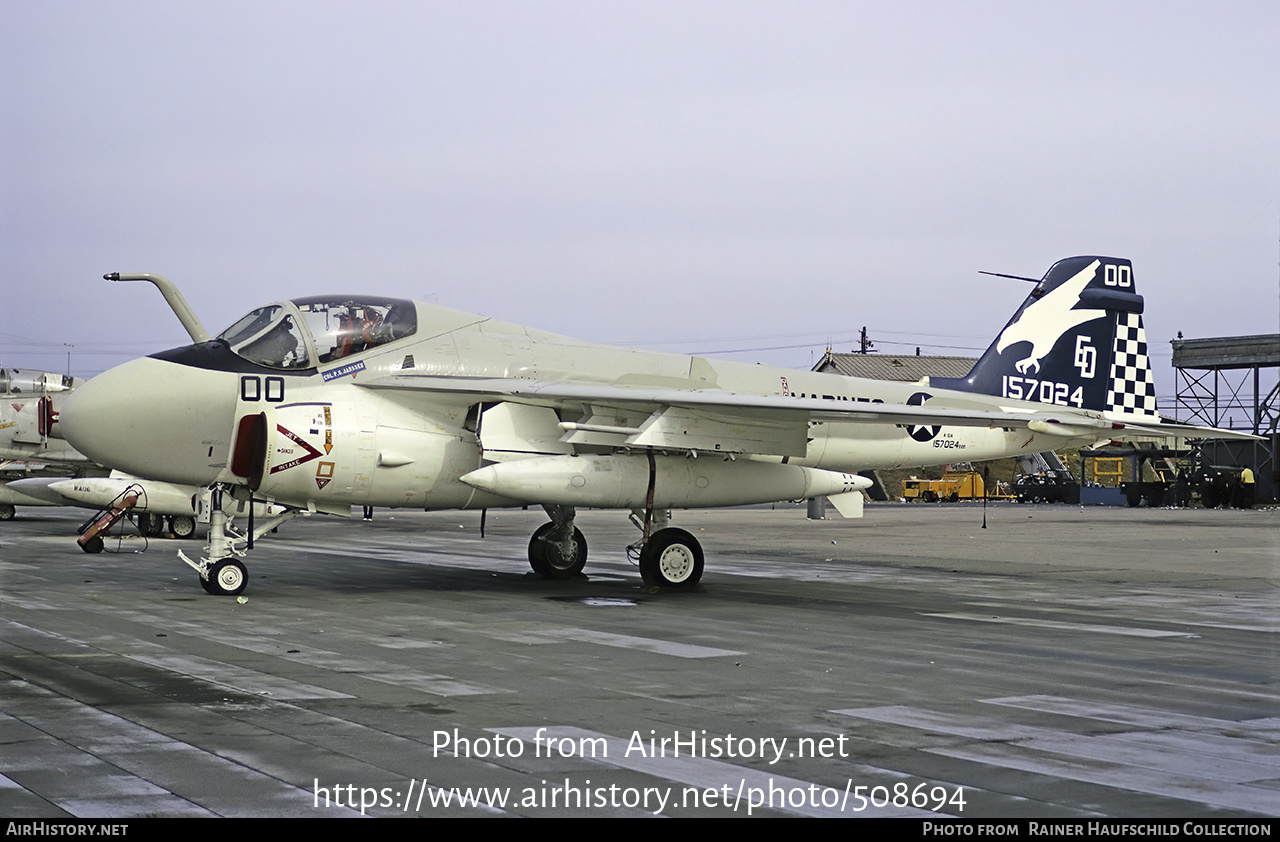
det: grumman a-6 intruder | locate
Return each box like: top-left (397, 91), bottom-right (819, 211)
top-left (56, 258), bottom-right (1251, 595)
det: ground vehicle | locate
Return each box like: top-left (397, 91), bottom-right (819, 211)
top-left (902, 470), bottom-right (1011, 502)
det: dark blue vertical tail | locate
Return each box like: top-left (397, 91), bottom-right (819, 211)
top-left (935, 256), bottom-right (1157, 417)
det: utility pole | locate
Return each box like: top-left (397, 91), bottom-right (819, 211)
top-left (856, 326), bottom-right (875, 354)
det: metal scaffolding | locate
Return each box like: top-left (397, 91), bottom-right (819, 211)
top-left (1171, 333), bottom-right (1279, 502)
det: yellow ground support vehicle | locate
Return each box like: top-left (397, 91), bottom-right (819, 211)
top-left (902, 471), bottom-right (1012, 502)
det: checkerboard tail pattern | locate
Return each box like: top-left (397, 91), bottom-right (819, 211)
top-left (1105, 312), bottom-right (1158, 416)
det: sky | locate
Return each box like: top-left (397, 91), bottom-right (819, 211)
top-left (3, 1), bottom-right (1278, 410)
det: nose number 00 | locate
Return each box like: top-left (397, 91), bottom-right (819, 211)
top-left (240, 375), bottom-right (285, 402)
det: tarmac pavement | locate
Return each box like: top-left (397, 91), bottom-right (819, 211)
top-left (1, 502), bottom-right (1276, 818)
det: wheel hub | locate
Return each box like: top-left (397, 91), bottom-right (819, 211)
top-left (547, 536), bottom-right (580, 571)
top-left (658, 545), bottom-right (694, 582)
top-left (216, 564), bottom-right (243, 590)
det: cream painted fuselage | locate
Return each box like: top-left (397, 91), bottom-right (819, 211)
top-left (59, 299), bottom-right (1074, 515)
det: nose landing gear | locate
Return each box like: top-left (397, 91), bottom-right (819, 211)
top-left (199, 558), bottom-right (248, 595)
top-left (179, 484), bottom-right (303, 595)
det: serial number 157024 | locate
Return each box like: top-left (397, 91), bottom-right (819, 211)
top-left (1002, 375), bottom-right (1083, 407)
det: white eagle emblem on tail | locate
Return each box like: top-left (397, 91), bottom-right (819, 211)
top-left (995, 260), bottom-right (1107, 374)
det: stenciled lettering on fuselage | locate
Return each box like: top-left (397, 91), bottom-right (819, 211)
top-left (783, 386), bottom-right (943, 443)
top-left (787, 390), bottom-right (887, 405)
top-left (271, 425), bottom-right (322, 474)
top-left (269, 403), bottom-right (338, 490)
top-left (930, 430), bottom-right (966, 450)
top-left (322, 360), bottom-right (366, 382)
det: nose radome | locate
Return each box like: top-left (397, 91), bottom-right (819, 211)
top-left (60, 356), bottom-right (239, 485)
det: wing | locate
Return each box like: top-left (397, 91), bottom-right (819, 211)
top-left (363, 374), bottom-right (1043, 427)
top-left (359, 374), bottom-right (1258, 460)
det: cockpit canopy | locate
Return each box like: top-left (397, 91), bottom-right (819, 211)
top-left (216, 296), bottom-right (417, 370)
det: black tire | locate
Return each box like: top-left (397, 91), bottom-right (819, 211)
top-left (527, 522), bottom-right (587, 578)
top-left (0, 504), bottom-right (15, 521)
top-left (527, 522), bottom-right (551, 574)
top-left (170, 515), bottom-right (196, 539)
top-left (205, 558), bottom-right (248, 595)
top-left (81, 535), bottom-right (104, 554)
top-left (639, 527), bottom-right (704, 589)
top-left (140, 512), bottom-right (164, 537)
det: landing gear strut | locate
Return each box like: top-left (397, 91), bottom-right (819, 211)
top-left (179, 484), bottom-right (302, 595)
top-left (527, 505), bottom-right (587, 578)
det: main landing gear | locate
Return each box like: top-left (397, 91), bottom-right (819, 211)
top-left (524, 504), bottom-right (704, 589)
top-left (179, 485), bottom-right (303, 596)
top-left (637, 526), bottom-right (704, 588)
top-left (527, 505), bottom-right (588, 578)
top-left (136, 512), bottom-right (198, 539)
top-left (628, 508), bottom-right (704, 589)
